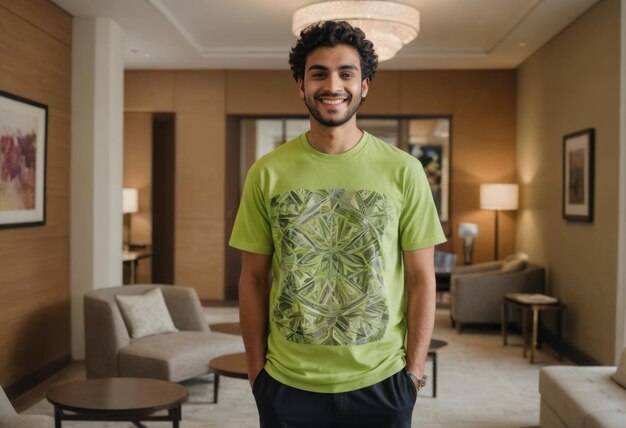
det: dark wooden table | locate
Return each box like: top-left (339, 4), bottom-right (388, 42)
top-left (501, 295), bottom-right (565, 364)
top-left (209, 322), bottom-right (242, 335)
top-left (209, 352), bottom-right (248, 404)
top-left (46, 378), bottom-right (188, 428)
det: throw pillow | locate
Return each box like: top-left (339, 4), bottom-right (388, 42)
top-left (115, 288), bottom-right (179, 339)
top-left (500, 259), bottom-right (528, 273)
top-left (611, 348), bottom-right (626, 388)
top-left (505, 252), bottom-right (529, 262)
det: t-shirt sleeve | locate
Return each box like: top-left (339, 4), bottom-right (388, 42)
top-left (399, 161), bottom-right (447, 251)
top-left (229, 166), bottom-right (273, 255)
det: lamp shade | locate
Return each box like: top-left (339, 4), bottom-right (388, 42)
top-left (123, 188), bottom-right (138, 214)
top-left (480, 184), bottom-right (519, 211)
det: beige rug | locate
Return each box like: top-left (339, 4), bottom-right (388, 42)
top-left (25, 308), bottom-right (563, 427)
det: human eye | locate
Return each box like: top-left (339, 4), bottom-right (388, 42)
top-left (311, 72), bottom-right (326, 79)
top-left (340, 71), bottom-right (355, 79)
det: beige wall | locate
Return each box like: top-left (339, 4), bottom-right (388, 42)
top-left (0, 0), bottom-right (71, 389)
top-left (126, 69), bottom-right (517, 300)
top-left (517, 0), bottom-right (620, 363)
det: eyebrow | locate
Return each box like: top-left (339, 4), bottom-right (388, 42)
top-left (307, 64), bottom-right (359, 72)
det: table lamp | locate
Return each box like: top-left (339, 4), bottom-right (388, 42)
top-left (123, 188), bottom-right (138, 249)
top-left (480, 183), bottom-right (518, 260)
top-left (457, 222), bottom-right (478, 265)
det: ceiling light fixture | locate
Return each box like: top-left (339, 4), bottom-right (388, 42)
top-left (292, 1), bottom-right (420, 61)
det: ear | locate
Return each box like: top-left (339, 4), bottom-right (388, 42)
top-left (297, 78), bottom-right (305, 99)
top-left (361, 77), bottom-right (370, 98)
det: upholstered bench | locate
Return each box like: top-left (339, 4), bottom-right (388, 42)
top-left (539, 366), bottom-right (626, 427)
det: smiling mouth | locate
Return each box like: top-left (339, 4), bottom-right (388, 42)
top-left (320, 99), bottom-right (345, 105)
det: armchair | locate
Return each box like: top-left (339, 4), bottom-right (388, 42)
top-left (84, 284), bottom-right (244, 382)
top-left (450, 261), bottom-right (545, 333)
top-left (0, 385), bottom-right (53, 428)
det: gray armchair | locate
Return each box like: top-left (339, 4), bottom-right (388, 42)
top-left (0, 385), bottom-right (53, 428)
top-left (450, 261), bottom-right (545, 332)
top-left (84, 284), bottom-right (244, 382)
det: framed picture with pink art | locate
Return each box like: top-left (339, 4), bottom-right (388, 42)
top-left (562, 128), bottom-right (594, 222)
top-left (0, 90), bottom-right (47, 228)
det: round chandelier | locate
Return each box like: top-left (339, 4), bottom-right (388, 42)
top-left (292, 1), bottom-right (420, 61)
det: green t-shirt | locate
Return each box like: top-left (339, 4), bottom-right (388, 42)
top-left (229, 131), bottom-right (446, 393)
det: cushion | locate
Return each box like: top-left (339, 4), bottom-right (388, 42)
top-left (505, 251), bottom-right (529, 262)
top-left (118, 331), bottom-right (245, 382)
top-left (115, 288), bottom-right (179, 339)
top-left (500, 259), bottom-right (527, 273)
top-left (611, 347), bottom-right (626, 388)
top-left (539, 366), bottom-right (626, 428)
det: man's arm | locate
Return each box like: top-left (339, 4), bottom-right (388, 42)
top-left (404, 246), bottom-right (437, 380)
top-left (239, 250), bottom-right (272, 387)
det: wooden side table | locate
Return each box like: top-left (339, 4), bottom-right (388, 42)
top-left (501, 295), bottom-right (565, 364)
top-left (123, 250), bottom-right (151, 284)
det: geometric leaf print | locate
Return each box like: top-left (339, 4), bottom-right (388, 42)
top-left (270, 189), bottom-right (389, 345)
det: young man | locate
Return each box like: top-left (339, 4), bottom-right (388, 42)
top-left (229, 21), bottom-right (446, 428)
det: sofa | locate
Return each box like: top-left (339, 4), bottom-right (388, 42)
top-left (0, 385), bottom-right (53, 428)
top-left (540, 366), bottom-right (626, 427)
top-left (450, 260), bottom-right (545, 332)
top-left (84, 284), bottom-right (244, 382)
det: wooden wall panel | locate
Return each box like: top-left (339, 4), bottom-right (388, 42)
top-left (174, 72), bottom-right (226, 300)
top-left (125, 71), bottom-right (174, 112)
top-left (0, 0), bottom-right (71, 46)
top-left (126, 68), bottom-right (517, 300)
top-left (359, 71), bottom-right (401, 115)
top-left (226, 70), bottom-right (307, 115)
top-left (0, 1), bottom-right (71, 389)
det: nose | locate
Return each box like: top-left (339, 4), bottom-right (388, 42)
top-left (326, 72), bottom-right (343, 94)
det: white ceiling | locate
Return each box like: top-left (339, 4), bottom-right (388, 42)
top-left (51, 0), bottom-right (600, 70)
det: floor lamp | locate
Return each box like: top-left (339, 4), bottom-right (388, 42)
top-left (480, 184), bottom-right (518, 260)
top-left (123, 188), bottom-right (138, 250)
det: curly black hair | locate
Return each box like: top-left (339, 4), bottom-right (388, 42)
top-left (289, 21), bottom-right (378, 82)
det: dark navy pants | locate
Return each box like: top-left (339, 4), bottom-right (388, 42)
top-left (252, 369), bottom-right (417, 428)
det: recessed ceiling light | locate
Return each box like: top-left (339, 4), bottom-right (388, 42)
top-left (519, 42), bottom-right (527, 47)
top-left (144, 53), bottom-right (151, 57)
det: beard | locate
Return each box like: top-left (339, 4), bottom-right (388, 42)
top-left (303, 89), bottom-right (363, 128)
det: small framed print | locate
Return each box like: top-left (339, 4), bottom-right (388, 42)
top-left (562, 128), bottom-right (594, 222)
top-left (0, 90), bottom-right (48, 228)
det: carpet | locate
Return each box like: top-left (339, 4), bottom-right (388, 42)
top-left (24, 308), bottom-right (554, 427)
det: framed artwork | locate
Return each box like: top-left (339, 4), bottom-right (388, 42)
top-left (0, 90), bottom-right (48, 228)
top-left (562, 128), bottom-right (594, 222)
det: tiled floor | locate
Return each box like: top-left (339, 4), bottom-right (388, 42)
top-left (25, 307), bottom-right (568, 427)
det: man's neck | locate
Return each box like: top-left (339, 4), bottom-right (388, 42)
top-left (306, 119), bottom-right (364, 155)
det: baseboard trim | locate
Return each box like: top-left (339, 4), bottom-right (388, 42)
top-left (5, 354), bottom-right (72, 399)
top-left (542, 329), bottom-right (602, 365)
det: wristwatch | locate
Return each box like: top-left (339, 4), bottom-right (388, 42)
top-left (407, 371), bottom-right (427, 391)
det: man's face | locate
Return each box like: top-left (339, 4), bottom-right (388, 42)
top-left (298, 44), bottom-right (369, 128)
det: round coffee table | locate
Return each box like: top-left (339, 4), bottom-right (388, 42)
top-left (46, 377), bottom-right (188, 427)
top-left (209, 352), bottom-right (248, 403)
top-left (209, 322), bottom-right (242, 335)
